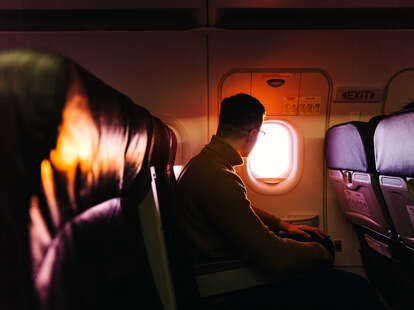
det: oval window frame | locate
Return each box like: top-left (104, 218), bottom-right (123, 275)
top-left (242, 119), bottom-right (303, 195)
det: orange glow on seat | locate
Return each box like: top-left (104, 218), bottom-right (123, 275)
top-left (45, 77), bottom-right (98, 213)
top-left (49, 82), bottom-right (96, 172)
top-left (248, 122), bottom-right (292, 183)
top-left (40, 159), bottom-right (60, 229)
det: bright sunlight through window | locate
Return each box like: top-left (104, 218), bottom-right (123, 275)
top-left (248, 122), bottom-right (292, 184)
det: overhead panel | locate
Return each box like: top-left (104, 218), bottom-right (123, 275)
top-left (209, 1), bottom-right (414, 29)
top-left (0, 0), bottom-right (204, 9)
top-left (0, 1), bottom-right (206, 31)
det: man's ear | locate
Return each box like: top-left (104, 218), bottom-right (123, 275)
top-left (247, 129), bottom-right (257, 142)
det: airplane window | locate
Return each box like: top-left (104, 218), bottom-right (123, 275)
top-left (244, 119), bottom-right (303, 195)
top-left (173, 165), bottom-right (183, 180)
top-left (248, 121), bottom-right (292, 184)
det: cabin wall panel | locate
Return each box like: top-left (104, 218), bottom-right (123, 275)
top-left (208, 0), bottom-right (414, 26)
top-left (0, 31), bottom-right (207, 163)
top-left (0, 1), bottom-right (204, 9)
top-left (209, 0), bottom-right (414, 8)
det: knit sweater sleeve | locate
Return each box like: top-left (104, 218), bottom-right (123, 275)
top-left (203, 170), bottom-right (332, 275)
top-left (252, 206), bottom-right (282, 232)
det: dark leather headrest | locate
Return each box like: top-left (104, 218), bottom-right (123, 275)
top-left (41, 61), bottom-right (152, 229)
top-left (27, 50), bottom-right (153, 279)
top-left (325, 121), bottom-right (376, 172)
top-left (375, 109), bottom-right (414, 176)
top-left (0, 48), bottom-right (155, 310)
top-left (0, 49), bottom-right (69, 191)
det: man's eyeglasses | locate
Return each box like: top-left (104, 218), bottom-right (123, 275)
top-left (227, 124), bottom-right (266, 137)
top-left (256, 129), bottom-right (266, 137)
top-left (242, 128), bottom-right (266, 137)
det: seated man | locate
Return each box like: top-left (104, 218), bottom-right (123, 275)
top-left (173, 93), bottom-right (385, 309)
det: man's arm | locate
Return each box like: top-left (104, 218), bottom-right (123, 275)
top-left (251, 206), bottom-right (281, 231)
top-left (279, 220), bottom-right (330, 240)
top-left (253, 206), bottom-right (329, 240)
top-left (203, 172), bottom-right (333, 275)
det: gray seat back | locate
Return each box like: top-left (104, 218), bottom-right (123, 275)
top-left (325, 121), bottom-right (393, 239)
top-left (375, 110), bottom-right (414, 251)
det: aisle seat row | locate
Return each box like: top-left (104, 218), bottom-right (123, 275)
top-left (325, 107), bottom-right (414, 308)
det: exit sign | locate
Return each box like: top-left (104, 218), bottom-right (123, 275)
top-left (334, 87), bottom-right (382, 103)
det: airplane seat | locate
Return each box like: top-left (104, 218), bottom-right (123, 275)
top-left (138, 116), bottom-right (203, 310)
top-left (149, 117), bottom-right (178, 222)
top-left (13, 50), bottom-right (165, 310)
top-left (375, 109), bottom-right (414, 276)
top-left (0, 49), bottom-right (71, 310)
top-left (325, 119), bottom-right (411, 308)
top-left (325, 120), bottom-right (394, 239)
top-left (141, 116), bottom-right (281, 310)
top-left (36, 197), bottom-right (163, 310)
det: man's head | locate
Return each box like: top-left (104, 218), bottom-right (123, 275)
top-left (217, 93), bottom-right (265, 157)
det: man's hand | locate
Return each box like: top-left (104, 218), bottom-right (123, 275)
top-left (280, 220), bottom-right (329, 240)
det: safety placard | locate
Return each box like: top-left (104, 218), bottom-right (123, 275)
top-left (344, 190), bottom-right (369, 213)
top-left (406, 205), bottom-right (414, 228)
top-left (281, 96), bottom-right (298, 115)
top-left (299, 96), bottom-right (322, 115)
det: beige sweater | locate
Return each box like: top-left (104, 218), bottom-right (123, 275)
top-left (173, 135), bottom-right (331, 276)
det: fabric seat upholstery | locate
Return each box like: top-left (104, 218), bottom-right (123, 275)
top-left (375, 109), bottom-right (414, 254)
top-left (325, 118), bottom-right (413, 308)
top-left (325, 121), bottom-right (393, 238)
top-left (147, 117), bottom-right (201, 310)
top-left (374, 109), bottom-right (414, 308)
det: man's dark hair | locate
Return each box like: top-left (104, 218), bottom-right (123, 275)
top-left (217, 93), bottom-right (265, 138)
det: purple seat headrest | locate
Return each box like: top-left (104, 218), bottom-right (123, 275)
top-left (325, 121), bottom-right (376, 172)
top-left (375, 109), bottom-right (414, 177)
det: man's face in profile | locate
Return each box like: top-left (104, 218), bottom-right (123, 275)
top-left (241, 123), bottom-right (264, 158)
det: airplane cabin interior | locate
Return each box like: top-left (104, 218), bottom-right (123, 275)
top-left (1, 1), bottom-right (414, 310)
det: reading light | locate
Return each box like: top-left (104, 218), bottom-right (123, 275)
top-left (266, 79), bottom-right (285, 88)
